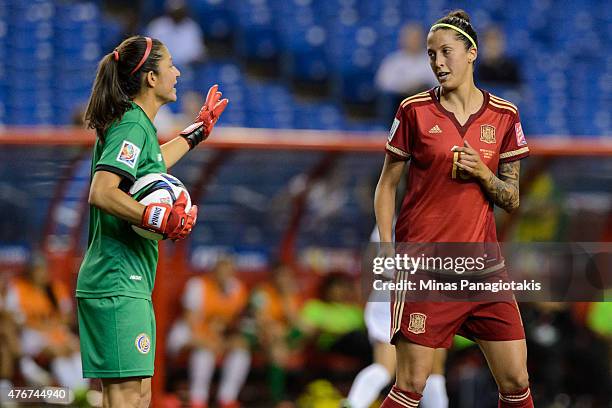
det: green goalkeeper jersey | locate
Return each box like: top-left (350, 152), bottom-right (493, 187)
top-left (77, 102), bottom-right (166, 300)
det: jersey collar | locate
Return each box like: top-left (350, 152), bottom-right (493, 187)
top-left (130, 101), bottom-right (158, 134)
top-left (430, 87), bottom-right (489, 138)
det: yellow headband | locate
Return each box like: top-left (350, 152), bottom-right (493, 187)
top-left (430, 23), bottom-right (477, 50)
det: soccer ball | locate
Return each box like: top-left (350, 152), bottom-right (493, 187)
top-left (129, 173), bottom-right (192, 240)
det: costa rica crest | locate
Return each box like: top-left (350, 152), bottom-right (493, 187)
top-left (135, 333), bottom-right (151, 354)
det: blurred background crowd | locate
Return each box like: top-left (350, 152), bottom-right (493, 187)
top-left (0, 254), bottom-right (378, 407)
top-left (0, 0), bottom-right (609, 134)
top-left (1, 252), bottom-right (610, 407)
top-left (0, 0), bottom-right (610, 407)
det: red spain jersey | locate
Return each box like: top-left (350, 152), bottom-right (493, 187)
top-left (386, 87), bottom-right (529, 244)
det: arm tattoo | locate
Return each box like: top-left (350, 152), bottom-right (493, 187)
top-left (482, 161), bottom-right (520, 212)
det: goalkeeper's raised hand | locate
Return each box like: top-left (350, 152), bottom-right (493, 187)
top-left (180, 84), bottom-right (229, 150)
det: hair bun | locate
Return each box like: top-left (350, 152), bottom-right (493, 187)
top-left (448, 9), bottom-right (471, 24)
top-left (432, 9), bottom-right (478, 50)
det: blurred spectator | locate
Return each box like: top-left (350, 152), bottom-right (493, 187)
top-left (476, 27), bottom-right (521, 86)
top-left (578, 302), bottom-right (611, 405)
top-left (512, 173), bottom-right (565, 241)
top-left (587, 301), bottom-right (612, 338)
top-left (521, 302), bottom-right (611, 406)
top-left (146, 0), bottom-right (206, 67)
top-left (102, 0), bottom-right (140, 42)
top-left (154, 91), bottom-right (203, 135)
top-left (375, 23), bottom-right (437, 117)
top-left (5, 255), bottom-right (88, 393)
top-left (0, 271), bottom-right (19, 392)
top-left (248, 263), bottom-right (305, 404)
top-left (523, 303), bottom-right (575, 404)
top-left (168, 258), bottom-right (250, 408)
top-left (281, 167), bottom-right (349, 235)
top-left (300, 273), bottom-right (370, 363)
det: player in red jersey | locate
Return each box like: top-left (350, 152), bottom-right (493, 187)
top-left (374, 9), bottom-right (534, 408)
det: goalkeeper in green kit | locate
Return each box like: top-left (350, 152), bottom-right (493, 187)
top-left (77, 35), bottom-right (228, 407)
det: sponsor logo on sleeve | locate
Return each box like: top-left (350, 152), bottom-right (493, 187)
top-left (515, 122), bottom-right (527, 146)
top-left (135, 333), bottom-right (151, 354)
top-left (116, 140), bottom-right (141, 168)
top-left (388, 118), bottom-right (400, 142)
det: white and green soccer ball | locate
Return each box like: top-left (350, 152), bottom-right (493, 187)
top-left (129, 173), bottom-right (192, 240)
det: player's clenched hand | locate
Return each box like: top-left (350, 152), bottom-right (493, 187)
top-left (141, 192), bottom-right (198, 241)
top-left (452, 140), bottom-right (492, 181)
top-left (376, 242), bottom-right (397, 279)
top-left (172, 201), bottom-right (197, 242)
top-left (180, 84), bottom-right (229, 150)
top-left (378, 242), bottom-right (396, 260)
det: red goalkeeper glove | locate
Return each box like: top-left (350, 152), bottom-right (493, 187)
top-left (141, 192), bottom-right (198, 241)
top-left (180, 84), bottom-right (229, 150)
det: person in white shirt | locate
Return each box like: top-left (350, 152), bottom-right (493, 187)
top-left (155, 90), bottom-right (204, 135)
top-left (375, 23), bottom-right (437, 118)
top-left (146, 0), bottom-right (206, 67)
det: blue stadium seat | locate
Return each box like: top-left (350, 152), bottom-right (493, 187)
top-left (55, 65), bottom-right (97, 91)
top-left (99, 17), bottom-right (123, 53)
top-left (219, 110), bottom-right (247, 127)
top-left (190, 0), bottom-right (236, 42)
top-left (243, 82), bottom-right (294, 128)
top-left (54, 2), bottom-right (99, 28)
top-left (197, 61), bottom-right (245, 86)
top-left (10, 68), bottom-right (53, 91)
top-left (235, 1), bottom-right (280, 61)
top-left (238, 25), bottom-right (280, 60)
top-left (293, 102), bottom-right (344, 130)
top-left (7, 106), bottom-right (54, 125)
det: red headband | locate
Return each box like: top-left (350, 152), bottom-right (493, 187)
top-left (130, 37), bottom-right (153, 75)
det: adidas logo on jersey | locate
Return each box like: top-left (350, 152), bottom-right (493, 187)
top-left (429, 125), bottom-right (442, 133)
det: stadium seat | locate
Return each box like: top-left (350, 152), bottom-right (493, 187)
top-left (190, 0), bottom-right (236, 43)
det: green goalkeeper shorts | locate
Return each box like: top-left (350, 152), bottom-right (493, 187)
top-left (77, 296), bottom-right (156, 378)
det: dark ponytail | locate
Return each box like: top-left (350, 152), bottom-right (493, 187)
top-left (84, 36), bottom-right (164, 141)
top-left (432, 9), bottom-right (478, 51)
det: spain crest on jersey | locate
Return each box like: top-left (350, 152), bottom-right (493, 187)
top-left (408, 312), bottom-right (427, 334)
top-left (480, 124), bottom-right (496, 144)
